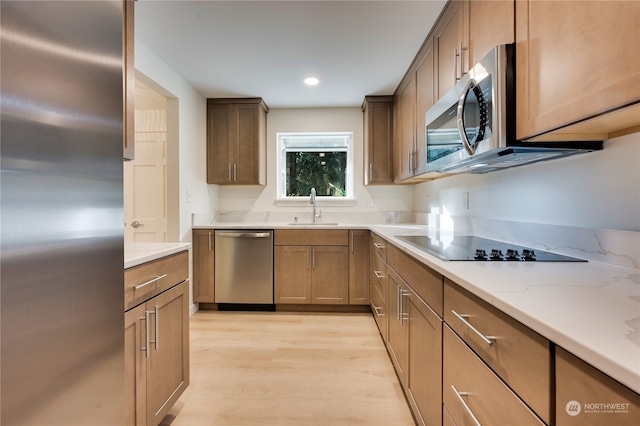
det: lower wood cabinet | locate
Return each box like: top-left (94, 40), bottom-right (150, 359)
top-left (125, 253), bottom-right (190, 426)
top-left (406, 285), bottom-right (442, 426)
top-left (443, 325), bottom-right (545, 426)
top-left (386, 268), bottom-right (409, 385)
top-left (192, 229), bottom-right (214, 303)
top-left (556, 347), bottom-right (640, 425)
top-left (348, 229), bottom-right (370, 305)
top-left (275, 245), bottom-right (349, 304)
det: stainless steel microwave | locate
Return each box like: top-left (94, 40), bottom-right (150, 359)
top-left (424, 44), bottom-right (601, 174)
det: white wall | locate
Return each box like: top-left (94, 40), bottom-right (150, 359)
top-left (413, 132), bottom-right (640, 232)
top-left (135, 39), bottom-right (210, 242)
top-left (215, 107), bottom-right (414, 221)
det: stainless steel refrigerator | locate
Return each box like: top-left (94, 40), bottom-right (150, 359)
top-left (1, 1), bottom-right (125, 424)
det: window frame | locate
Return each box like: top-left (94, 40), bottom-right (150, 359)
top-left (276, 131), bottom-right (355, 203)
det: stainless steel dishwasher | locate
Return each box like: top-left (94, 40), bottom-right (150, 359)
top-left (214, 230), bottom-right (274, 305)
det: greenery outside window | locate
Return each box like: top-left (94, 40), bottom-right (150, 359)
top-left (277, 132), bottom-right (354, 200)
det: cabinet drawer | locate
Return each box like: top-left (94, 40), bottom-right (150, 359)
top-left (274, 229), bottom-right (348, 246)
top-left (387, 243), bottom-right (443, 316)
top-left (125, 251), bottom-right (189, 311)
top-left (371, 233), bottom-right (387, 261)
top-left (556, 347), bottom-right (640, 425)
top-left (444, 279), bottom-right (551, 424)
top-left (371, 253), bottom-right (388, 304)
top-left (370, 281), bottom-right (387, 341)
top-left (443, 326), bottom-right (545, 426)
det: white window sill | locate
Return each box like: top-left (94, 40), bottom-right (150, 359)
top-left (274, 198), bottom-right (357, 207)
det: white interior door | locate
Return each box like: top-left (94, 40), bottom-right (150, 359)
top-left (124, 111), bottom-right (168, 242)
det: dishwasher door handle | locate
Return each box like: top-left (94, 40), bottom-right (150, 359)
top-left (216, 231), bottom-right (272, 238)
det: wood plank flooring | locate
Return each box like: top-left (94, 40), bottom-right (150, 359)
top-left (160, 310), bottom-right (415, 426)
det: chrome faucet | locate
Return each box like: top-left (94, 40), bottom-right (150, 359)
top-left (310, 187), bottom-right (319, 223)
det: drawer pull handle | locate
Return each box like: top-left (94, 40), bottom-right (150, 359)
top-left (373, 243), bottom-right (385, 249)
top-left (451, 385), bottom-right (482, 426)
top-left (371, 305), bottom-right (384, 317)
top-left (451, 310), bottom-right (495, 346)
top-left (373, 270), bottom-right (385, 279)
top-left (134, 274), bottom-right (168, 290)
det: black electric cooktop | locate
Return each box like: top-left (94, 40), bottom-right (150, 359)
top-left (395, 235), bottom-right (586, 262)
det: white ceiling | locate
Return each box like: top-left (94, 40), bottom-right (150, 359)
top-left (135, 0), bottom-right (447, 108)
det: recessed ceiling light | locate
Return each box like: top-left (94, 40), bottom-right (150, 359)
top-left (304, 77), bottom-right (319, 86)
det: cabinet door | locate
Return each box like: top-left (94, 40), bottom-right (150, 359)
top-left (516, 0), bottom-right (640, 140)
top-left (468, 0), bottom-right (514, 66)
top-left (233, 103), bottom-right (262, 184)
top-left (274, 246), bottom-right (312, 304)
top-left (124, 304), bottom-right (147, 426)
top-left (312, 246), bottom-right (349, 304)
top-left (147, 282), bottom-right (189, 426)
top-left (414, 37), bottom-right (435, 177)
top-left (387, 269), bottom-right (408, 385)
top-left (348, 230), bottom-right (370, 305)
top-left (406, 289), bottom-right (443, 426)
top-left (394, 74), bottom-right (416, 182)
top-left (434, 0), bottom-right (469, 99)
top-left (192, 230), bottom-right (214, 303)
top-left (206, 103), bottom-right (232, 183)
top-left (363, 97), bottom-right (394, 185)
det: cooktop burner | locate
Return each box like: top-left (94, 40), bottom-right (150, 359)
top-left (395, 235), bottom-right (586, 262)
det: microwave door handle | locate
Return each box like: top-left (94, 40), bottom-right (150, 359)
top-left (457, 78), bottom-right (477, 156)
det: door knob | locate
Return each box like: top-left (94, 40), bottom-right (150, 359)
top-left (131, 220), bottom-right (144, 228)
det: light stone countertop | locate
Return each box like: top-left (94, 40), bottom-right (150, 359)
top-left (124, 242), bottom-right (192, 269)
top-left (193, 220), bottom-right (640, 394)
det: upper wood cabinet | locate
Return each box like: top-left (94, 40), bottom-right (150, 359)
top-left (515, 0), bottom-right (640, 140)
top-left (468, 0), bottom-right (514, 65)
top-left (362, 96), bottom-right (394, 185)
top-left (206, 98), bottom-right (268, 185)
top-left (433, 0), bottom-right (468, 99)
top-left (123, 0), bottom-right (135, 160)
top-left (394, 73), bottom-right (417, 182)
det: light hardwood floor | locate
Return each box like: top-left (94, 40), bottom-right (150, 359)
top-left (160, 310), bottom-right (415, 426)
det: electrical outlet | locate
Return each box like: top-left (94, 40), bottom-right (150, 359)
top-left (186, 190), bottom-right (193, 203)
top-left (464, 192), bottom-right (469, 210)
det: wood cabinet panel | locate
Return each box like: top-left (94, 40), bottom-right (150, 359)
top-left (312, 246), bottom-right (349, 305)
top-left (443, 325), bottom-right (545, 426)
top-left (348, 230), bottom-right (370, 305)
top-left (206, 98), bottom-right (267, 185)
top-left (414, 37), bottom-right (434, 177)
top-left (387, 268), bottom-right (408, 386)
top-left (147, 281), bottom-right (190, 425)
top-left (556, 347), bottom-right (640, 425)
top-left (371, 232), bottom-right (387, 261)
top-left (515, 0), bottom-right (640, 140)
top-left (468, 0), bottom-right (514, 65)
top-left (274, 229), bottom-right (348, 246)
top-left (370, 281), bottom-right (388, 341)
top-left (394, 74), bottom-right (416, 181)
top-left (274, 246), bottom-right (312, 304)
top-left (123, 0), bottom-right (135, 160)
top-left (363, 96), bottom-right (394, 185)
top-left (371, 252), bottom-right (388, 304)
top-left (444, 279), bottom-right (551, 424)
top-left (124, 304), bottom-right (147, 426)
top-left (124, 251), bottom-right (189, 311)
top-left (387, 243), bottom-right (443, 316)
top-left (192, 230), bottom-right (214, 303)
top-left (406, 287), bottom-right (443, 426)
top-left (433, 0), bottom-right (468, 99)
